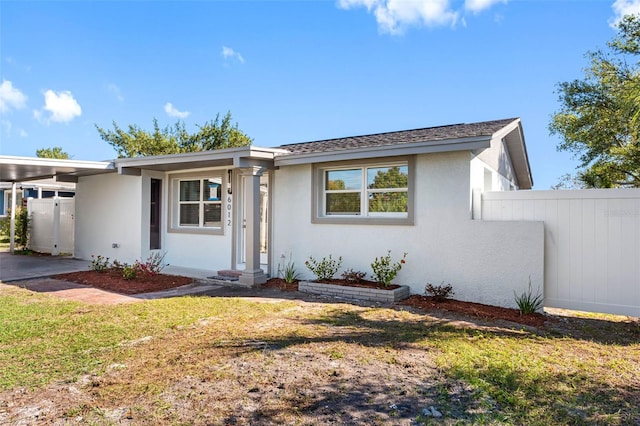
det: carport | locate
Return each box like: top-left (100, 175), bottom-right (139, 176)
top-left (0, 156), bottom-right (115, 253)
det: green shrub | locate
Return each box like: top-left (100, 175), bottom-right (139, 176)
top-left (279, 254), bottom-right (301, 284)
top-left (305, 255), bottom-right (342, 281)
top-left (122, 264), bottom-right (137, 280)
top-left (371, 250), bottom-right (407, 286)
top-left (514, 278), bottom-right (543, 315)
top-left (90, 255), bottom-right (111, 272)
top-left (1, 208), bottom-right (31, 249)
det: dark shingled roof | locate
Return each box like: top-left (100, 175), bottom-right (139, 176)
top-left (278, 118), bottom-right (519, 155)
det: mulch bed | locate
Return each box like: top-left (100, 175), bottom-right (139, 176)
top-left (54, 269), bottom-right (193, 295)
top-left (400, 295), bottom-right (548, 327)
top-left (262, 279), bottom-right (548, 327)
top-left (52, 273), bottom-right (547, 328)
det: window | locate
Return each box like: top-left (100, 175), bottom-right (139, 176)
top-left (171, 175), bottom-right (224, 232)
top-left (315, 159), bottom-right (413, 225)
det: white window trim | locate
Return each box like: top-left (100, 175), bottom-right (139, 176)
top-left (168, 171), bottom-right (226, 235)
top-left (312, 156), bottom-right (415, 226)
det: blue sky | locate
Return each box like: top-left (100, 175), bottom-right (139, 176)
top-left (1, 0), bottom-right (638, 189)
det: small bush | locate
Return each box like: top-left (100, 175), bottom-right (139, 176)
top-left (1, 208), bottom-right (31, 249)
top-left (424, 282), bottom-right (455, 302)
top-left (122, 264), bottom-right (137, 280)
top-left (279, 254), bottom-right (301, 284)
top-left (371, 250), bottom-right (407, 287)
top-left (136, 252), bottom-right (168, 276)
top-left (305, 255), bottom-right (342, 281)
top-left (90, 255), bottom-right (110, 272)
top-left (514, 278), bottom-right (543, 315)
top-left (341, 268), bottom-right (366, 283)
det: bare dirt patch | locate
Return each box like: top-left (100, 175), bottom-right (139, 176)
top-left (54, 269), bottom-right (193, 295)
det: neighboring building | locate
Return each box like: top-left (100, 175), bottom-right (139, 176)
top-left (0, 179), bottom-right (75, 216)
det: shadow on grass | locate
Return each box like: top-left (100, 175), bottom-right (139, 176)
top-left (204, 307), bottom-right (639, 425)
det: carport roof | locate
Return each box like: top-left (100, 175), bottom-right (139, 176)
top-left (0, 156), bottom-right (115, 183)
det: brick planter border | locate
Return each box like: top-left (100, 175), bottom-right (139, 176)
top-left (299, 281), bottom-right (410, 303)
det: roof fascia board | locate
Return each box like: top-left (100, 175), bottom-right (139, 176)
top-left (500, 122), bottom-right (533, 189)
top-left (274, 137), bottom-right (491, 167)
top-left (114, 146), bottom-right (285, 171)
top-left (0, 156), bottom-right (114, 170)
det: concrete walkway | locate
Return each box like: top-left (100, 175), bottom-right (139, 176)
top-left (0, 252), bottom-right (90, 282)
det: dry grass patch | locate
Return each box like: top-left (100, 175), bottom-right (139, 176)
top-left (0, 287), bottom-right (638, 425)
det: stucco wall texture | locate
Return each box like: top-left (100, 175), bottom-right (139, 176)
top-left (272, 152), bottom-right (544, 309)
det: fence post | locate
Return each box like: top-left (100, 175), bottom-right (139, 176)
top-left (52, 197), bottom-right (60, 256)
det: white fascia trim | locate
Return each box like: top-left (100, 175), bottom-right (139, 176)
top-left (0, 155), bottom-right (114, 170)
top-left (274, 136), bottom-right (491, 167)
top-left (114, 146), bottom-right (288, 170)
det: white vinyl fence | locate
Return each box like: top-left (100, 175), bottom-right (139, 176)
top-left (481, 189), bottom-right (640, 317)
top-left (28, 197), bottom-right (75, 255)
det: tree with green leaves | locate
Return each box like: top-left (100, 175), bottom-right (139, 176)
top-left (368, 166), bottom-right (408, 213)
top-left (36, 146), bottom-right (70, 159)
top-left (95, 111), bottom-right (252, 158)
top-left (549, 14), bottom-right (640, 188)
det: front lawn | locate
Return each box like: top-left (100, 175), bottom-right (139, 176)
top-left (0, 284), bottom-right (638, 425)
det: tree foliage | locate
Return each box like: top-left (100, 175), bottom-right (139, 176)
top-left (36, 146), bottom-right (70, 159)
top-left (95, 111), bottom-right (252, 158)
top-left (368, 166), bottom-right (408, 213)
top-left (550, 14), bottom-right (640, 188)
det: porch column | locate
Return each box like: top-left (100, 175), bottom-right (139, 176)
top-left (9, 182), bottom-right (16, 253)
top-left (238, 166), bottom-right (267, 286)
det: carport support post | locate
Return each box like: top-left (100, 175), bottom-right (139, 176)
top-left (9, 182), bottom-right (16, 253)
top-left (238, 166), bottom-right (267, 286)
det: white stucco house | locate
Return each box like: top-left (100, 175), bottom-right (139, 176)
top-left (64, 117), bottom-right (541, 308)
top-left (0, 118), bottom-right (547, 309)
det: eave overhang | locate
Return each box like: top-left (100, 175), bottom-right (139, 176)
top-left (0, 156), bottom-right (115, 183)
top-left (484, 118), bottom-right (533, 190)
top-left (115, 146), bottom-right (288, 175)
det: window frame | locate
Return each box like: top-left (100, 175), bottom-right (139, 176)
top-left (312, 157), bottom-right (415, 226)
top-left (168, 171), bottom-right (226, 235)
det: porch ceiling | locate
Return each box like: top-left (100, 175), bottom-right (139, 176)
top-left (0, 156), bottom-right (115, 183)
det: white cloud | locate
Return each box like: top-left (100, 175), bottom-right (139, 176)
top-left (338, 0), bottom-right (511, 33)
top-left (0, 80), bottom-right (28, 113)
top-left (338, 0), bottom-right (459, 34)
top-left (107, 83), bottom-right (124, 102)
top-left (35, 89), bottom-right (82, 123)
top-left (610, 0), bottom-right (640, 27)
top-left (221, 46), bottom-right (245, 63)
top-left (465, 0), bottom-right (507, 13)
top-left (164, 102), bottom-right (190, 119)
top-left (19, 128), bottom-right (28, 138)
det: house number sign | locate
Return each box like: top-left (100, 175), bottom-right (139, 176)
top-left (226, 195), bottom-right (232, 227)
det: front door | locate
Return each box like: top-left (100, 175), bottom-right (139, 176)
top-left (236, 172), bottom-right (269, 269)
top-left (150, 178), bottom-right (161, 250)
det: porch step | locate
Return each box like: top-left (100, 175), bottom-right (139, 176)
top-left (209, 270), bottom-right (242, 281)
top-left (217, 270), bottom-right (242, 278)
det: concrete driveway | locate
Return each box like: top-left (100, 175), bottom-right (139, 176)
top-left (0, 251), bottom-right (90, 282)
